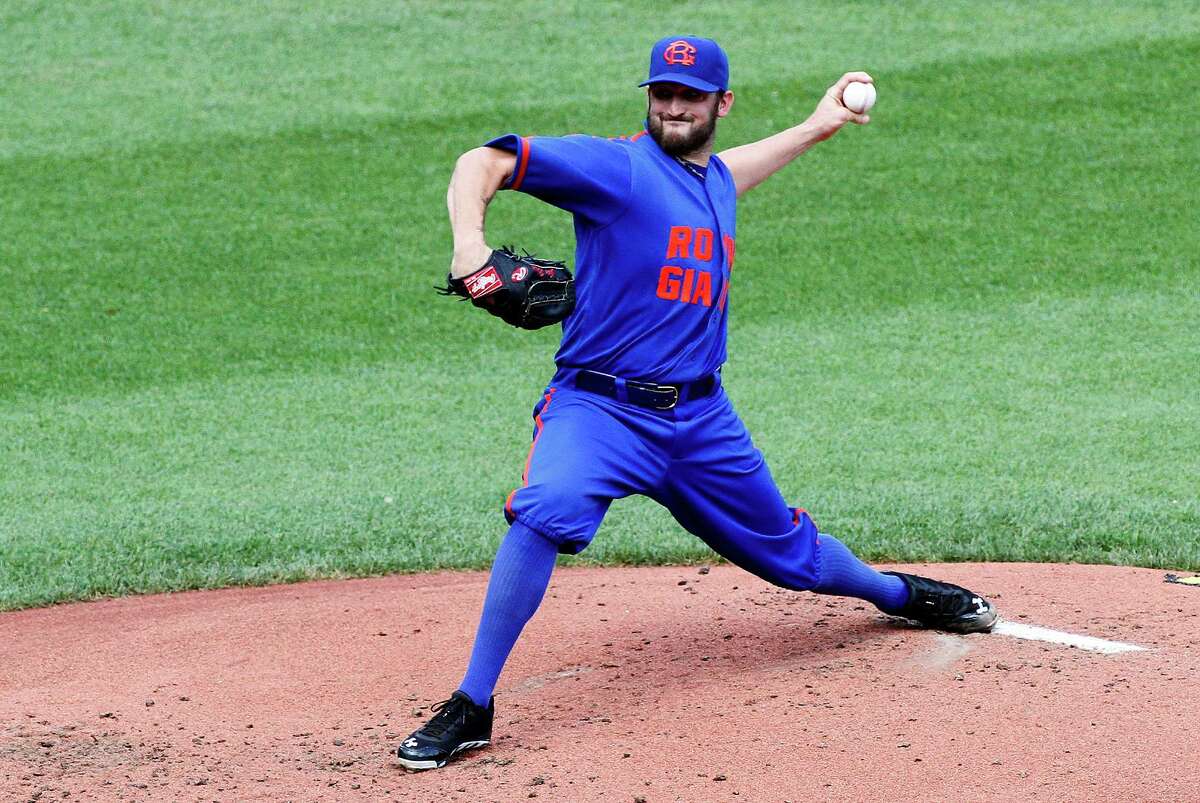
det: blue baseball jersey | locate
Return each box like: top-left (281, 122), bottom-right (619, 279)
top-left (487, 127), bottom-right (822, 587)
top-left (485, 130), bottom-right (737, 383)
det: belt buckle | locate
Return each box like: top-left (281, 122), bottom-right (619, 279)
top-left (653, 385), bottom-right (679, 410)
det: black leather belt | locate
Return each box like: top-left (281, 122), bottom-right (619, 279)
top-left (573, 370), bottom-right (718, 410)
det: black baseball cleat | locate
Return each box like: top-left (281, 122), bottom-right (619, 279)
top-left (395, 691), bottom-right (494, 771)
top-left (881, 572), bottom-right (998, 633)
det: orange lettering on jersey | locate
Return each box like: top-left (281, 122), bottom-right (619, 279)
top-left (666, 226), bottom-right (692, 259)
top-left (656, 265), bottom-right (683, 300)
top-left (723, 234), bottom-right (736, 267)
top-left (691, 271), bottom-right (713, 306)
top-left (680, 269), bottom-right (696, 303)
top-left (716, 262), bottom-right (733, 311)
top-left (657, 265), bottom-right (715, 307)
top-left (694, 228), bottom-right (713, 261)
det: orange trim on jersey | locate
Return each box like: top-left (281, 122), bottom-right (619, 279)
top-left (505, 388), bottom-right (556, 517)
top-left (510, 136), bottom-right (531, 191)
top-left (793, 507), bottom-right (809, 526)
top-left (630, 129), bottom-right (648, 142)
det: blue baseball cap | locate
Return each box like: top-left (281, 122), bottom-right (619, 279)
top-left (638, 35), bottom-right (729, 93)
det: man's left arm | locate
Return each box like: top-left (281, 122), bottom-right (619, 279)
top-left (719, 71), bottom-right (872, 197)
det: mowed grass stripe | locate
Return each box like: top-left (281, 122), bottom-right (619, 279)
top-left (4, 1), bottom-right (1198, 159)
top-left (3, 36), bottom-right (1197, 403)
top-left (3, 278), bottom-right (1196, 609)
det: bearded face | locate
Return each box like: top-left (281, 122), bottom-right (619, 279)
top-left (646, 86), bottom-right (723, 157)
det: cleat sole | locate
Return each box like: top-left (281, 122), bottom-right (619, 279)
top-left (395, 740), bottom-right (490, 772)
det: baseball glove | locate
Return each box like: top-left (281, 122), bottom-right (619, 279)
top-left (437, 247), bottom-right (575, 330)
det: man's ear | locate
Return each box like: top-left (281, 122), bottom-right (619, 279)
top-left (717, 91), bottom-right (735, 118)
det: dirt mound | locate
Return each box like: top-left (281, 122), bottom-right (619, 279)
top-left (2, 563), bottom-right (1197, 801)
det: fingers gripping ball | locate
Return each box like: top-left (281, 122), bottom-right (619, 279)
top-left (841, 81), bottom-right (876, 114)
top-left (438, 247), bottom-right (576, 330)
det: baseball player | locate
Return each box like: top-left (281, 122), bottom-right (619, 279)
top-left (397, 35), bottom-right (997, 771)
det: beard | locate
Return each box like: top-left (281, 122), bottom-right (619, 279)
top-left (647, 98), bottom-right (720, 157)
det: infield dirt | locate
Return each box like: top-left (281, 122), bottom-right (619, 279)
top-left (2, 563), bottom-right (1197, 802)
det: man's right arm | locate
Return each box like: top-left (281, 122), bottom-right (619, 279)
top-left (447, 146), bottom-right (517, 278)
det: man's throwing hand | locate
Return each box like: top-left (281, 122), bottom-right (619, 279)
top-left (805, 71), bottom-right (874, 142)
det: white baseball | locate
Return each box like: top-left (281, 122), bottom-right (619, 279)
top-left (841, 81), bottom-right (876, 114)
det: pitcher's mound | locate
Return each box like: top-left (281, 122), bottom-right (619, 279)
top-left (2, 562), bottom-right (1198, 801)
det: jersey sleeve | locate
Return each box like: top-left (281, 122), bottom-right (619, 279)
top-left (485, 133), bottom-right (632, 225)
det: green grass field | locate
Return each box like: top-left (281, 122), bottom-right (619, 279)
top-left (2, 2), bottom-right (1198, 610)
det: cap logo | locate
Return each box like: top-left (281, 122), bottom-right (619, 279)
top-left (662, 40), bottom-right (697, 67)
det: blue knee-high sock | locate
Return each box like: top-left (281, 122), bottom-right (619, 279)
top-left (458, 522), bottom-right (559, 707)
top-left (812, 533), bottom-right (910, 612)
